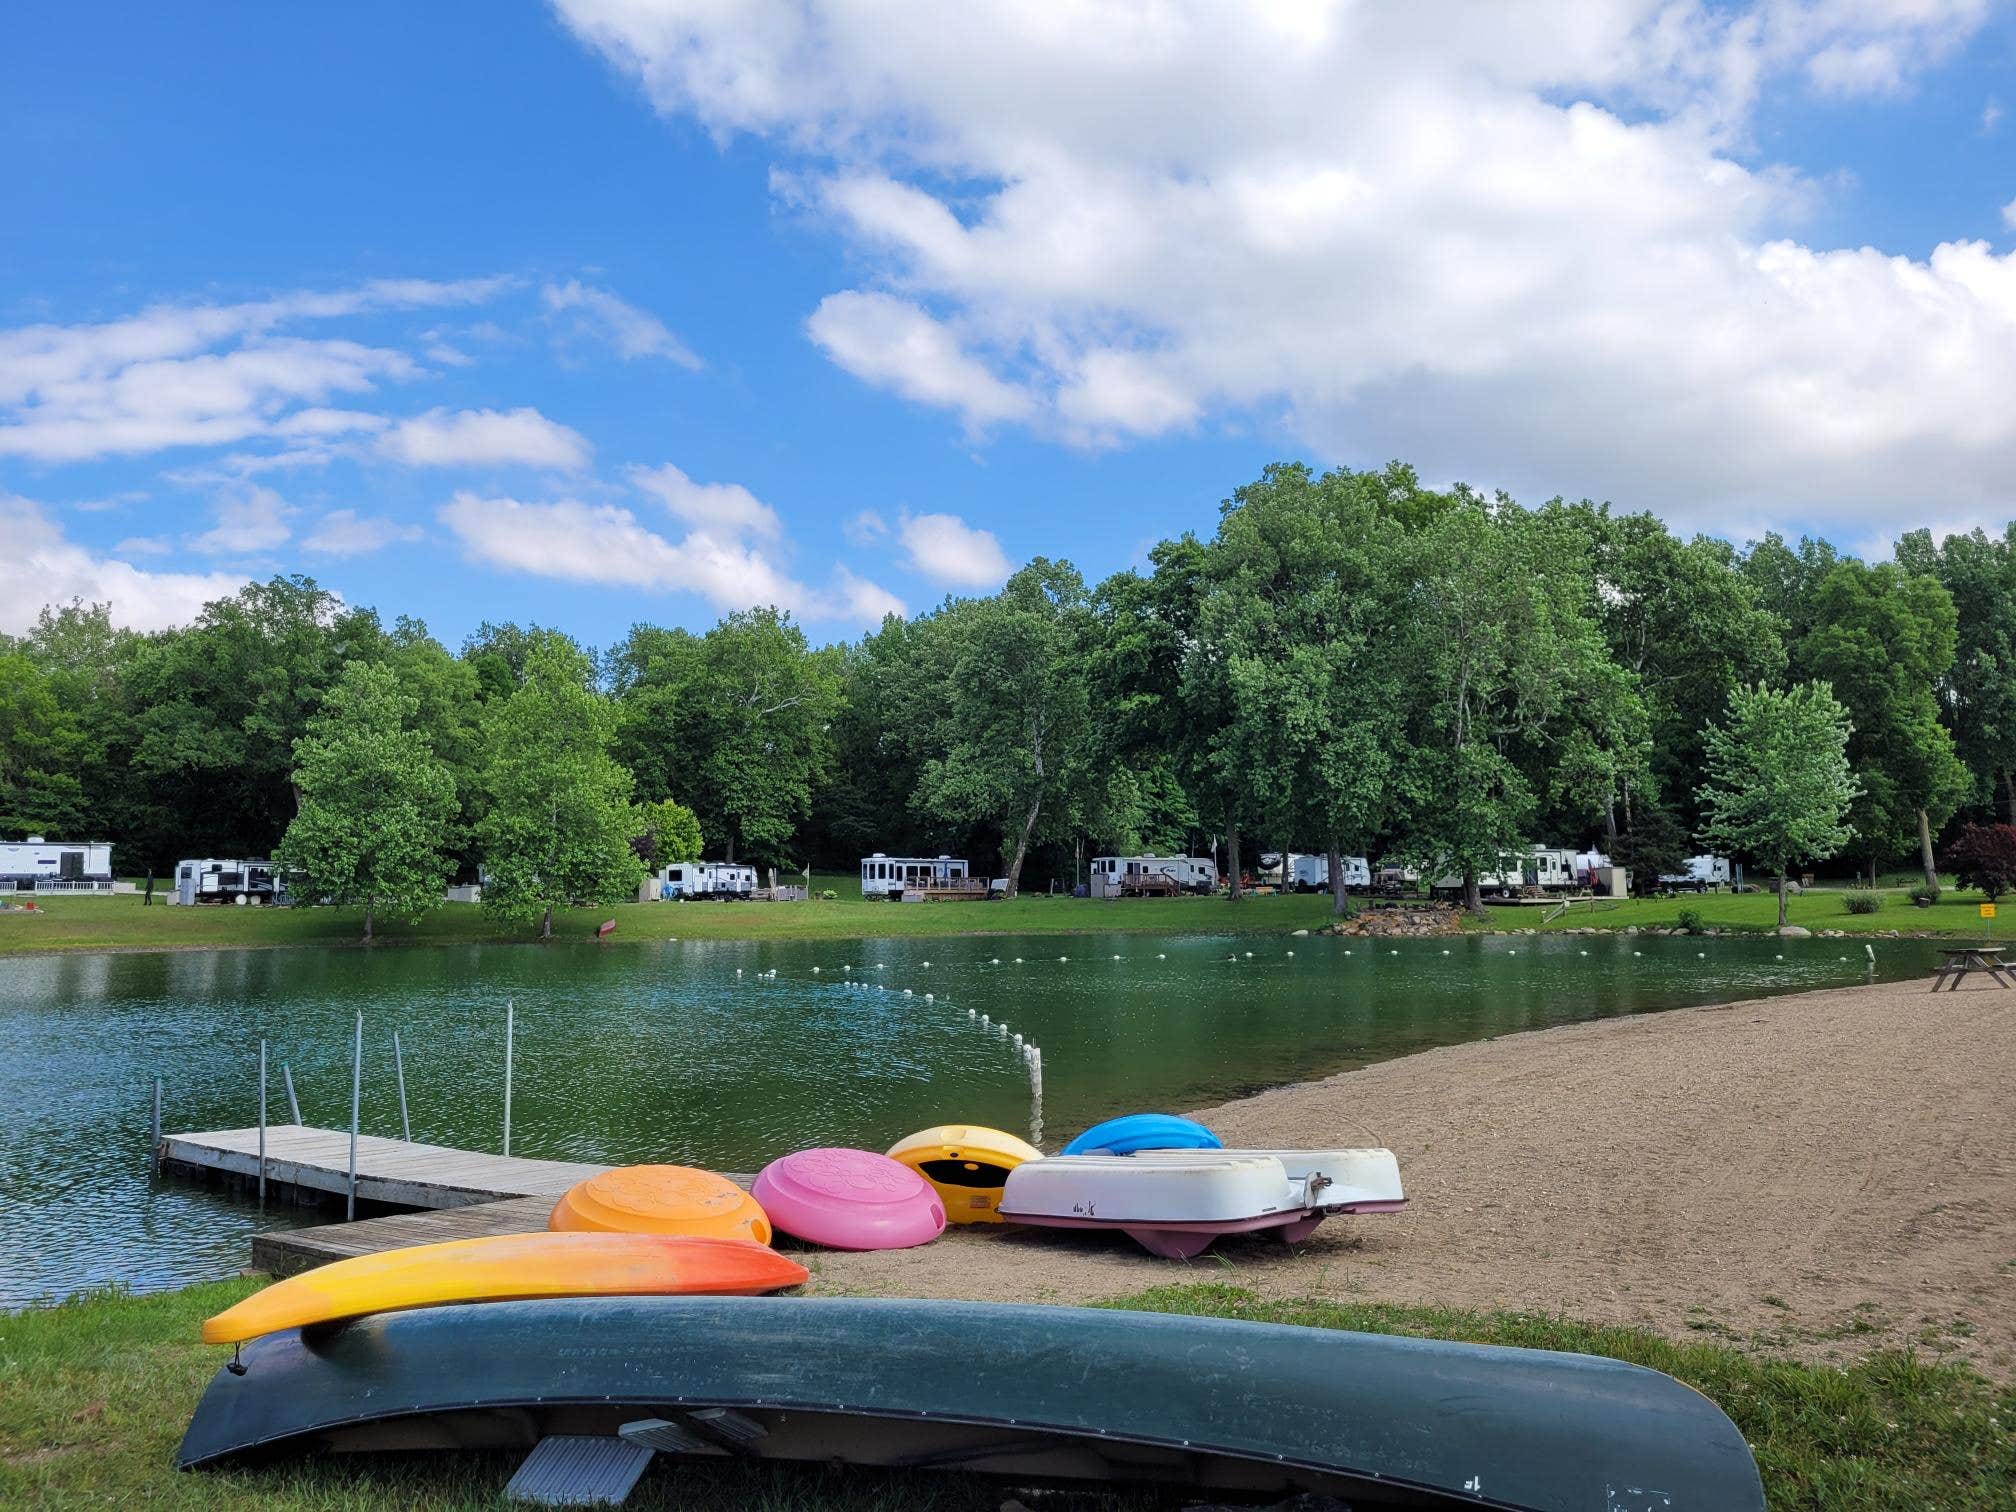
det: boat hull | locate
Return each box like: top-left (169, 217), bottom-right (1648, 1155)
top-left (885, 1124), bottom-right (1043, 1224)
top-left (199, 1234), bottom-right (806, 1345)
top-left (177, 1296), bottom-right (1765, 1511)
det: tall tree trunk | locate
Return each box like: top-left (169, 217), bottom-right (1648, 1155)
top-left (363, 900), bottom-right (374, 943)
top-left (1917, 807), bottom-right (1938, 892)
top-left (1227, 822), bottom-right (1243, 901)
top-left (1603, 794), bottom-right (1618, 850)
top-left (2004, 768), bottom-right (2014, 826)
top-left (541, 902), bottom-right (553, 940)
top-left (1004, 794), bottom-right (1041, 899)
top-left (1463, 867), bottom-right (1484, 917)
top-left (1776, 873), bottom-right (1788, 929)
top-left (725, 833), bottom-right (736, 864)
top-left (1868, 856), bottom-right (1878, 887)
top-left (1328, 842), bottom-right (1350, 917)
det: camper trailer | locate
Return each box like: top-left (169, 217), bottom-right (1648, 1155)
top-left (1428, 862), bottom-right (1524, 899)
top-left (173, 859), bottom-right (285, 906)
top-left (1089, 854), bottom-right (1218, 898)
top-left (1260, 853), bottom-right (1373, 893)
top-left (1524, 847), bottom-right (1579, 892)
top-left (659, 861), bottom-right (758, 900)
top-left (860, 854), bottom-right (972, 901)
top-left (1659, 855), bottom-right (1732, 892)
top-left (0, 837), bottom-right (114, 894)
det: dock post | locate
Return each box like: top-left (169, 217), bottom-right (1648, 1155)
top-left (502, 1000), bottom-right (514, 1158)
top-left (257, 1039), bottom-right (268, 1211)
top-left (282, 1063), bottom-right (302, 1125)
top-left (347, 1011), bottom-right (362, 1221)
top-left (151, 1075), bottom-right (162, 1173)
top-left (393, 1030), bottom-right (411, 1143)
top-left (1028, 1045), bottom-right (1044, 1150)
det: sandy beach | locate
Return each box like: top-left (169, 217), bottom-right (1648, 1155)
top-left (807, 976), bottom-right (2016, 1375)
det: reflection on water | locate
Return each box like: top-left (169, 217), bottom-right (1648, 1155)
top-left (0, 930), bottom-right (1935, 1304)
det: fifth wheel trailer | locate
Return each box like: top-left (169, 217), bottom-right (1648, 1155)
top-left (1, 837), bottom-right (114, 893)
top-left (1089, 855), bottom-right (1219, 898)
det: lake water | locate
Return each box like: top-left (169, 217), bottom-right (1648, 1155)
top-left (0, 931), bottom-right (1939, 1306)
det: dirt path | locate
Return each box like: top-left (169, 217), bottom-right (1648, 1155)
top-left (805, 977), bottom-right (2016, 1375)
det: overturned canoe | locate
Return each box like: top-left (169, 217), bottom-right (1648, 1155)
top-left (177, 1296), bottom-right (1765, 1510)
top-left (199, 1233), bottom-right (806, 1345)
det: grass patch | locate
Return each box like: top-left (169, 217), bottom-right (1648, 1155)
top-left (1, 881), bottom-right (1999, 959)
top-left (5, 1281), bottom-right (2010, 1510)
top-left (1106, 1284), bottom-right (2016, 1511)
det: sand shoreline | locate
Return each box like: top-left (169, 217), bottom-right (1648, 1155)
top-left (806, 976), bottom-right (2016, 1377)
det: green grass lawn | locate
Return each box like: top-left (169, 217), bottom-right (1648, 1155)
top-left (0, 880), bottom-right (2000, 958)
top-left (2, 1279), bottom-right (2007, 1509)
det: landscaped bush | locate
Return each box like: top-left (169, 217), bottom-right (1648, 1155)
top-left (1946, 822), bottom-right (2016, 902)
top-left (1910, 882), bottom-right (1943, 906)
top-left (1844, 891), bottom-right (1883, 914)
top-left (1676, 907), bottom-right (1704, 934)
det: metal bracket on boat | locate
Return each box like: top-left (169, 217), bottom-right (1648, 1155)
top-left (620, 1408), bottom-right (767, 1457)
top-left (503, 1434), bottom-right (655, 1506)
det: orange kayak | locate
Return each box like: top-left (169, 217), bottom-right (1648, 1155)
top-left (200, 1232), bottom-right (806, 1344)
top-left (549, 1165), bottom-right (772, 1243)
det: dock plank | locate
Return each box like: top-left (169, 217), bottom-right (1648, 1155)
top-left (250, 1197), bottom-right (559, 1276)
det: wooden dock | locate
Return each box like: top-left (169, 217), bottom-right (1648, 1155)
top-left (159, 1124), bottom-right (755, 1276)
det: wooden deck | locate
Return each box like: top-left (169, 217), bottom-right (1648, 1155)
top-left (157, 1124), bottom-right (612, 1210)
top-left (250, 1195), bottom-right (560, 1275)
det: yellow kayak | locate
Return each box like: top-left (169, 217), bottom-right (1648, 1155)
top-left (200, 1232), bottom-right (807, 1345)
top-left (548, 1164), bottom-right (771, 1243)
top-left (886, 1124), bottom-right (1044, 1224)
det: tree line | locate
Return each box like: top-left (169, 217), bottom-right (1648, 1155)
top-left (3, 460), bottom-right (2013, 929)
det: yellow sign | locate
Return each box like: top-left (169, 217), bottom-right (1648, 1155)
top-left (1982, 903), bottom-right (1997, 919)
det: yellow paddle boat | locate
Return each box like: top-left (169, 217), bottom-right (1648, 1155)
top-left (200, 1232), bottom-right (807, 1344)
top-left (549, 1164), bottom-right (772, 1243)
top-left (886, 1124), bottom-right (1043, 1223)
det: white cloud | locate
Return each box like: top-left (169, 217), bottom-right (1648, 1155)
top-left (302, 509), bottom-right (425, 556)
top-left (897, 510), bottom-right (1011, 589)
top-left (1985, 98), bottom-right (2004, 134)
top-left (439, 491), bottom-right (901, 623)
top-left (0, 278), bottom-right (503, 463)
top-left (377, 406), bottom-right (591, 470)
top-left (628, 462), bottom-right (780, 537)
top-left (842, 508), bottom-right (888, 546)
top-left (543, 280), bottom-right (702, 368)
top-left (806, 292), bottom-right (1034, 431)
top-left (187, 486), bottom-right (294, 555)
top-left (2003, 196), bottom-right (2016, 230)
top-left (112, 536), bottom-right (171, 556)
top-left (1, 496), bottom-right (246, 633)
top-left (558, 0), bottom-right (2016, 532)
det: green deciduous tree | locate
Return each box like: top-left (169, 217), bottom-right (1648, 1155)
top-left (476, 634), bottom-right (644, 938)
top-left (0, 650), bottom-right (88, 838)
top-left (1696, 682), bottom-right (1861, 927)
top-left (274, 661), bottom-right (457, 941)
top-left (631, 796), bottom-right (703, 873)
top-left (1897, 525), bottom-right (2016, 826)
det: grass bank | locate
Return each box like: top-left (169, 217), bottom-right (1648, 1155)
top-left (3, 1280), bottom-right (2008, 1510)
top-left (0, 880), bottom-right (1999, 958)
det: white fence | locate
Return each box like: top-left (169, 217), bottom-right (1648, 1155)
top-left (33, 879), bottom-right (115, 895)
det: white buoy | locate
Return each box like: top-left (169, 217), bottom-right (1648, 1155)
top-left (1286, 950), bottom-right (1294, 957)
top-left (1014, 957), bottom-right (1024, 964)
top-left (1111, 954), bottom-right (1121, 960)
top-left (1632, 951), bottom-right (1641, 957)
top-left (991, 958), bottom-right (1001, 965)
top-left (842, 965), bottom-right (851, 972)
top-left (1344, 949), bottom-right (1352, 955)
top-left (903, 988), bottom-right (913, 997)
top-left (968, 1008), bottom-right (977, 1018)
top-left (1775, 954), bottom-right (1783, 960)
top-left (1244, 950), bottom-right (1253, 958)
top-left (1579, 950), bottom-right (1589, 956)
top-left (1058, 955), bottom-right (1068, 962)
top-left (1440, 949), bottom-right (1450, 955)
top-left (1508, 948), bottom-right (1517, 954)
top-left (981, 1014), bottom-right (991, 1025)
top-left (1157, 953), bottom-right (1167, 959)
top-left (1698, 952), bottom-right (1706, 958)
top-left (924, 993), bottom-right (934, 1002)
top-left (812, 966), bottom-right (821, 973)
top-left (736, 968), bottom-right (744, 976)
top-left (921, 960), bottom-right (930, 968)
top-left (1389, 949), bottom-right (1399, 956)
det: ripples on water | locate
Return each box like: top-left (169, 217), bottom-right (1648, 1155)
top-left (0, 930), bottom-right (1936, 1304)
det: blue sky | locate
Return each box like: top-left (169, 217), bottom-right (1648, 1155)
top-left (4, 2), bottom-right (2014, 648)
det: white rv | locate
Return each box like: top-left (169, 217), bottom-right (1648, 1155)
top-left (1089, 854), bottom-right (1218, 898)
top-left (1523, 847), bottom-right (1578, 892)
top-left (1276, 854), bottom-right (1372, 893)
top-left (1, 837), bottom-right (114, 894)
top-left (1659, 855), bottom-right (1732, 892)
top-left (173, 858), bottom-right (285, 906)
top-left (1429, 862), bottom-right (1524, 899)
top-left (860, 854), bottom-right (972, 900)
top-left (659, 861), bottom-right (758, 900)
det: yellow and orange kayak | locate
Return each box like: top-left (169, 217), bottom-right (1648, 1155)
top-left (200, 1232), bottom-right (806, 1344)
top-left (548, 1164), bottom-right (772, 1243)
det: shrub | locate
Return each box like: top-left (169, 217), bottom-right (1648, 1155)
top-left (1945, 823), bottom-right (2016, 902)
top-left (1843, 892), bottom-right (1882, 915)
top-left (1676, 907), bottom-right (1704, 934)
top-left (1909, 882), bottom-right (1942, 906)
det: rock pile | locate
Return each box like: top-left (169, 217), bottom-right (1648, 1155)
top-left (1316, 904), bottom-right (1461, 938)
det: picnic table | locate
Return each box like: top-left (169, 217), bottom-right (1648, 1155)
top-left (1929, 944), bottom-right (2011, 991)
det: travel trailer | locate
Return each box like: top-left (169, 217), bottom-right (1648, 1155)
top-left (173, 859), bottom-right (285, 906)
top-left (860, 854), bottom-right (972, 900)
top-left (1089, 855), bottom-right (1218, 898)
top-left (659, 861), bottom-right (758, 900)
top-left (1523, 847), bottom-right (1579, 892)
top-left (1659, 855), bottom-right (1732, 892)
top-left (1261, 853), bottom-right (1372, 893)
top-left (0, 837), bottom-right (114, 894)
top-left (1428, 862), bottom-right (1523, 899)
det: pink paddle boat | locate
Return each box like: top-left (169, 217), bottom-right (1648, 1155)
top-left (752, 1148), bottom-right (946, 1251)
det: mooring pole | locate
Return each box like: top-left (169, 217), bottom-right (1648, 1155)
top-left (1028, 1045), bottom-right (1044, 1150)
top-left (282, 1062), bottom-right (302, 1125)
top-left (392, 1030), bottom-right (411, 1143)
top-left (502, 1000), bottom-right (514, 1158)
top-left (257, 1039), bottom-right (268, 1211)
top-left (347, 1011), bottom-right (362, 1221)
top-left (151, 1075), bottom-right (163, 1174)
